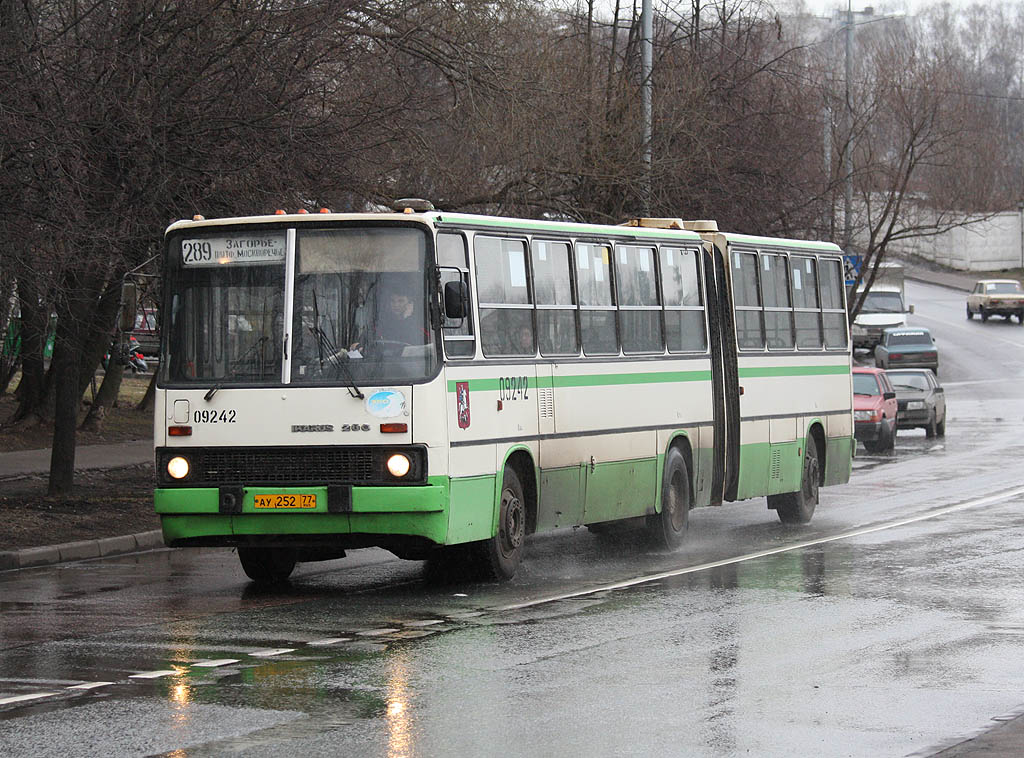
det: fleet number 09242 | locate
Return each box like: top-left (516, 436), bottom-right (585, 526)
top-left (498, 376), bottom-right (529, 401)
top-left (193, 409), bottom-right (237, 423)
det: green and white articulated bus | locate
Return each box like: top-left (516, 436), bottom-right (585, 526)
top-left (154, 201), bottom-right (854, 584)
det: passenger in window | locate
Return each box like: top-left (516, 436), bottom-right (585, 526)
top-left (511, 324), bottom-right (534, 356)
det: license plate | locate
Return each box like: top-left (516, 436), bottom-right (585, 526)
top-left (253, 493), bottom-right (317, 509)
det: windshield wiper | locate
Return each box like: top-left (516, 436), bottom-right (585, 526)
top-left (308, 324), bottom-right (364, 399)
top-left (308, 290), bottom-right (363, 399)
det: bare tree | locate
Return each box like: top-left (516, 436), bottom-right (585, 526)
top-left (841, 14), bottom-right (1008, 317)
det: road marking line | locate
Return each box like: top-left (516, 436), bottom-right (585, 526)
top-left (66, 682), bottom-right (114, 691)
top-left (307, 637), bottom-right (350, 647)
top-left (390, 630), bottom-right (436, 640)
top-left (490, 483), bottom-right (1024, 613)
top-left (192, 659), bottom-right (239, 668)
top-left (129, 670), bottom-right (179, 679)
top-left (250, 648), bottom-right (295, 658)
top-left (0, 692), bottom-right (61, 705)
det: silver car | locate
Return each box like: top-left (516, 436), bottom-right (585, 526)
top-left (886, 368), bottom-right (946, 438)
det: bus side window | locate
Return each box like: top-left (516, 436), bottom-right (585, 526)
top-left (616, 245), bottom-right (662, 353)
top-left (761, 253), bottom-right (794, 350)
top-left (476, 236), bottom-right (534, 357)
top-left (818, 257), bottom-right (849, 349)
top-left (660, 247), bottom-right (707, 353)
top-left (532, 240), bottom-right (578, 356)
top-left (577, 242), bottom-right (617, 355)
top-left (791, 256), bottom-right (822, 349)
top-left (438, 232), bottom-right (475, 358)
top-left (732, 250), bottom-right (764, 350)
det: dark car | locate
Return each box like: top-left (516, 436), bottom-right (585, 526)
top-left (853, 366), bottom-right (898, 453)
top-left (886, 368), bottom-right (946, 438)
top-left (874, 327), bottom-right (938, 375)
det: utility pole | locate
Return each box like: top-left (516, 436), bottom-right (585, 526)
top-left (641, 0), bottom-right (652, 215)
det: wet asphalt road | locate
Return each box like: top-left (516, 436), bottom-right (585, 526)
top-left (3, 280), bottom-right (1024, 757)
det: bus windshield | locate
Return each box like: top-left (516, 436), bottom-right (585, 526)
top-left (164, 226), bottom-right (437, 386)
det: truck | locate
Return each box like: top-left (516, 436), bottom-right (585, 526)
top-left (850, 262), bottom-right (913, 350)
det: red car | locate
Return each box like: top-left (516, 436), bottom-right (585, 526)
top-left (853, 366), bottom-right (898, 453)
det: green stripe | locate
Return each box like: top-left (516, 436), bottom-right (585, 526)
top-left (448, 365), bottom-right (846, 392)
top-left (447, 371), bottom-right (710, 392)
top-left (738, 365), bottom-right (850, 378)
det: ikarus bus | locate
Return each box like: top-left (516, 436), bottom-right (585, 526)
top-left (154, 200), bottom-right (854, 584)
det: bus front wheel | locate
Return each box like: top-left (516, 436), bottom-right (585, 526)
top-left (238, 546), bottom-right (297, 584)
top-left (769, 441), bottom-right (820, 524)
top-left (471, 466), bottom-right (526, 581)
top-left (646, 448), bottom-right (690, 550)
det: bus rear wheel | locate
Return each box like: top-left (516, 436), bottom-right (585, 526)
top-left (238, 546), bottom-right (297, 584)
top-left (470, 466), bottom-right (526, 581)
top-left (769, 440), bottom-right (820, 524)
top-left (646, 448), bottom-right (690, 550)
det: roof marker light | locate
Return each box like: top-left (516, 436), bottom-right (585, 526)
top-left (319, 208), bottom-right (331, 214)
top-left (275, 209), bottom-right (286, 215)
top-left (192, 214), bottom-right (205, 221)
top-left (297, 208), bottom-right (308, 214)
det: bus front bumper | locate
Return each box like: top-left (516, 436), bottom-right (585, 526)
top-left (155, 479), bottom-right (450, 547)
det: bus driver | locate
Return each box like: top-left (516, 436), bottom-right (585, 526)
top-left (376, 292), bottom-right (424, 345)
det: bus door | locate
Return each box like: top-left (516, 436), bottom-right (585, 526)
top-left (702, 240), bottom-right (741, 504)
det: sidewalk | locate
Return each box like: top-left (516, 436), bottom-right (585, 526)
top-left (900, 258), bottom-right (978, 292)
top-left (0, 440), bottom-right (162, 571)
top-left (0, 439), bottom-right (152, 479)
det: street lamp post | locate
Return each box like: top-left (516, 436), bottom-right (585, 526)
top-left (641, 0), bottom-right (652, 215)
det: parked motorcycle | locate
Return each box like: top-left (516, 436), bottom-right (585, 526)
top-left (103, 335), bottom-right (148, 374)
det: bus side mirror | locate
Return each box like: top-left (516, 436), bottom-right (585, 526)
top-left (119, 282), bottom-right (138, 332)
top-left (444, 280), bottom-right (468, 320)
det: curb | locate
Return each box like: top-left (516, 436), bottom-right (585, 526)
top-left (0, 530), bottom-right (165, 572)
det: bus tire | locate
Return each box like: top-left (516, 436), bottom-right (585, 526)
top-left (769, 439), bottom-right (819, 524)
top-left (645, 448), bottom-right (690, 550)
top-left (471, 466), bottom-right (526, 581)
top-left (238, 546), bottom-right (297, 584)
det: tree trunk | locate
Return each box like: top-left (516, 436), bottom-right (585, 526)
top-left (76, 279), bottom-right (123, 401)
top-left (48, 340), bottom-right (79, 495)
top-left (80, 358), bottom-right (125, 433)
top-left (136, 369), bottom-right (157, 412)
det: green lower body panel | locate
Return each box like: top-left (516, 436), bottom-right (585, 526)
top-left (446, 475), bottom-right (497, 544)
top-left (583, 458), bottom-right (657, 524)
top-left (824, 436), bottom-right (854, 486)
top-left (735, 435), bottom-right (854, 501)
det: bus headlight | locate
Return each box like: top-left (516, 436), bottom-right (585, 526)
top-left (386, 453), bottom-right (411, 478)
top-left (167, 456), bottom-right (191, 479)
